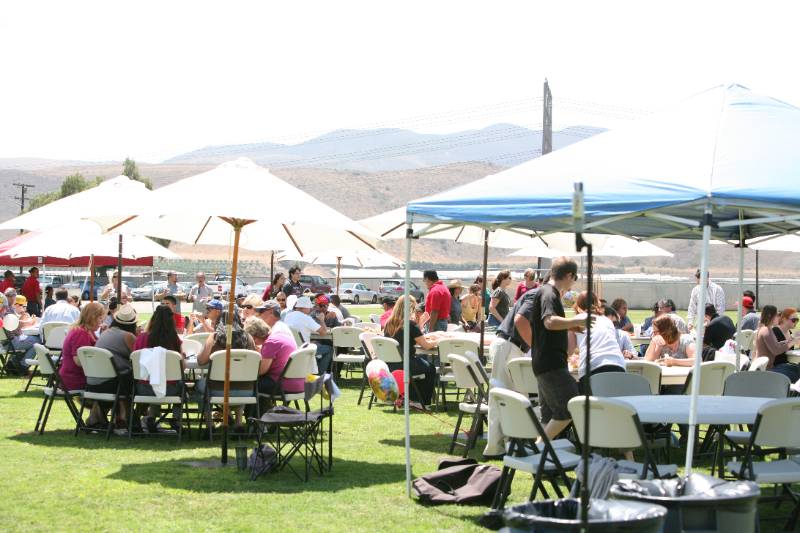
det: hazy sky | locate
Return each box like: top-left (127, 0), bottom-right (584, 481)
top-left (1, 0), bottom-right (798, 162)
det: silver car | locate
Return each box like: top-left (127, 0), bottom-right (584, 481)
top-left (336, 282), bottom-right (378, 304)
top-left (131, 281), bottom-right (167, 301)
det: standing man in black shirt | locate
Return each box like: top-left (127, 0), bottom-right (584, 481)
top-left (281, 265), bottom-right (305, 297)
top-left (531, 257), bottom-right (586, 441)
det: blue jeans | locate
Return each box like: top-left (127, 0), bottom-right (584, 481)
top-left (487, 315), bottom-right (502, 328)
top-left (428, 319), bottom-right (448, 333)
top-left (12, 334), bottom-right (40, 368)
top-left (315, 344), bottom-right (332, 374)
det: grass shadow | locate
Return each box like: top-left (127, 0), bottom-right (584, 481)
top-left (106, 455), bottom-right (406, 494)
top-left (379, 433), bottom-right (476, 456)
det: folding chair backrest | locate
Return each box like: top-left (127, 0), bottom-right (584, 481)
top-left (359, 331), bottom-right (378, 359)
top-left (181, 338), bottom-right (204, 357)
top-left (490, 388), bottom-right (542, 440)
top-left (446, 323), bottom-right (464, 332)
top-left (568, 396), bottom-right (643, 449)
top-left (33, 344), bottom-right (57, 376)
top-left (342, 317), bottom-right (357, 327)
top-left (44, 325), bottom-right (70, 351)
top-left (437, 338), bottom-right (479, 365)
top-left (282, 346), bottom-right (317, 380)
top-left (748, 356), bottom-right (769, 372)
top-left (185, 332), bottom-right (211, 345)
top-left (3, 314), bottom-right (19, 332)
top-left (77, 347), bottom-right (117, 379)
top-left (591, 372), bottom-right (651, 397)
top-left (289, 327), bottom-right (305, 348)
top-left (332, 326), bottom-right (362, 350)
top-left (735, 329), bottom-right (756, 352)
top-left (723, 371), bottom-right (789, 398)
top-left (41, 321), bottom-right (70, 346)
top-left (208, 349), bottom-right (261, 382)
top-left (713, 351), bottom-right (737, 366)
top-left (754, 398), bottom-right (800, 448)
top-left (372, 336), bottom-right (402, 364)
top-left (448, 354), bottom-right (482, 389)
top-left (505, 357), bottom-right (537, 395)
top-left (369, 313), bottom-right (381, 324)
top-left (625, 360), bottom-right (662, 395)
top-left (685, 361), bottom-right (735, 396)
top-left (130, 349), bottom-right (184, 381)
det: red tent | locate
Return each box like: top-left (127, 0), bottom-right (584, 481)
top-left (0, 232), bottom-right (153, 267)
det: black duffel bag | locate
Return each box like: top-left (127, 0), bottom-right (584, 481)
top-left (412, 458), bottom-right (501, 505)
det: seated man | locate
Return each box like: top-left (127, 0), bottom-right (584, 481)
top-left (8, 295), bottom-right (41, 373)
top-left (330, 294), bottom-right (350, 320)
top-left (162, 294), bottom-right (188, 334)
top-left (40, 287), bottom-right (80, 325)
top-left (379, 296), bottom-right (396, 329)
top-left (284, 296), bottom-right (331, 374)
top-left (703, 303), bottom-right (736, 351)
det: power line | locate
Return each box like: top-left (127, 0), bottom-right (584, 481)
top-left (12, 182), bottom-right (35, 214)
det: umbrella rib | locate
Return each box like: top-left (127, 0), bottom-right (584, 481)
top-left (382, 222), bottom-right (404, 238)
top-left (282, 224), bottom-right (303, 256)
top-left (194, 216), bottom-right (213, 245)
top-left (106, 216), bottom-right (138, 232)
top-left (346, 230), bottom-right (377, 250)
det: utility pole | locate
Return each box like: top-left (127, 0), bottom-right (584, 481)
top-left (538, 80), bottom-right (553, 274)
top-left (12, 182), bottom-right (35, 274)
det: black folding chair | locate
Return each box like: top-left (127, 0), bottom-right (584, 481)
top-left (32, 344), bottom-right (84, 434)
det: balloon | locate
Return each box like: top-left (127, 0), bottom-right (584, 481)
top-left (391, 370), bottom-right (405, 396)
top-left (366, 359), bottom-right (398, 403)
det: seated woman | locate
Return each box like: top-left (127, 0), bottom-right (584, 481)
top-left (569, 292), bottom-right (626, 391)
top-left (644, 315), bottom-right (696, 367)
top-left (611, 298), bottom-right (634, 333)
top-left (133, 304), bottom-right (184, 432)
top-left (244, 316), bottom-right (269, 351)
top-left (382, 295), bottom-right (438, 407)
top-left (240, 294), bottom-right (263, 323)
top-left (251, 317), bottom-right (303, 399)
top-left (754, 305), bottom-right (800, 382)
top-left (603, 305), bottom-right (638, 359)
top-left (58, 302), bottom-right (107, 427)
top-left (94, 304), bottom-right (138, 429)
top-left (641, 301), bottom-right (659, 335)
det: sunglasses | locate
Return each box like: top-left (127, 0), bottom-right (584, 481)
top-left (791, 318), bottom-right (799, 323)
top-left (242, 305), bottom-right (253, 310)
top-left (276, 299), bottom-right (286, 302)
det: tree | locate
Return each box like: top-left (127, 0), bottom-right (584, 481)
top-left (60, 173), bottom-right (93, 197)
top-left (122, 158), bottom-right (152, 189)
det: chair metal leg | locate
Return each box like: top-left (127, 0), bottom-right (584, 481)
top-left (23, 368), bottom-right (37, 392)
top-left (357, 370), bottom-right (368, 405)
top-left (449, 411), bottom-right (465, 454)
top-left (34, 394), bottom-right (49, 433)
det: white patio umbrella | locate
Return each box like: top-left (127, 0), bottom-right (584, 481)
top-left (109, 158), bottom-right (379, 463)
top-left (0, 176), bottom-right (155, 301)
top-left (280, 248), bottom-right (404, 294)
top-left (509, 233), bottom-right (673, 258)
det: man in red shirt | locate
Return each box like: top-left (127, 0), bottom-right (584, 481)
top-left (21, 267), bottom-right (41, 317)
top-left (0, 270), bottom-right (15, 293)
top-left (423, 270), bottom-right (450, 332)
top-left (514, 268), bottom-right (539, 302)
top-left (379, 296), bottom-right (396, 329)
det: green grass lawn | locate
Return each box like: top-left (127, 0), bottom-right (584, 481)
top-left (9, 304), bottom-right (789, 531)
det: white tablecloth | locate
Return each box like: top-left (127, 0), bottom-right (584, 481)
top-left (22, 326), bottom-right (40, 336)
top-left (614, 395), bottom-right (770, 425)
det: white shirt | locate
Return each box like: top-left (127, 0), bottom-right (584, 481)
top-left (269, 320), bottom-right (293, 338)
top-left (687, 281), bottom-right (726, 327)
top-left (189, 283), bottom-right (215, 312)
top-left (327, 304), bottom-right (344, 323)
top-left (40, 300), bottom-right (80, 326)
top-left (283, 310), bottom-right (321, 343)
top-left (574, 314), bottom-right (627, 378)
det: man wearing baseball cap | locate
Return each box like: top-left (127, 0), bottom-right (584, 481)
top-left (284, 295), bottom-right (332, 373)
top-left (199, 298), bottom-right (224, 332)
top-left (314, 293), bottom-right (341, 327)
top-left (255, 300), bottom-right (293, 338)
top-left (738, 293), bottom-right (760, 331)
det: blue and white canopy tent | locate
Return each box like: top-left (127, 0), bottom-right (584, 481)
top-left (400, 84), bottom-right (800, 516)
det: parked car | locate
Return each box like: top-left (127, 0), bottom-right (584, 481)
top-left (335, 283), bottom-right (378, 304)
top-left (247, 281), bottom-right (269, 297)
top-left (378, 279), bottom-right (424, 301)
top-left (131, 281), bottom-right (167, 301)
top-left (211, 274), bottom-right (248, 297)
top-left (300, 274), bottom-right (331, 294)
top-left (62, 281), bottom-right (100, 301)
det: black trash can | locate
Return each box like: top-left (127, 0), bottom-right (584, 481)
top-left (501, 498), bottom-right (667, 532)
top-left (610, 473), bottom-right (760, 533)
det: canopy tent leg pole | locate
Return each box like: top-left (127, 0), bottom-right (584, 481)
top-left (479, 230), bottom-right (489, 361)
top-left (336, 257), bottom-right (342, 296)
top-left (117, 235), bottom-right (123, 303)
top-left (151, 269), bottom-right (155, 313)
top-left (734, 239), bottom-right (745, 371)
top-left (403, 219), bottom-right (413, 497)
top-left (685, 203), bottom-right (712, 475)
top-left (755, 250), bottom-right (760, 309)
top-left (89, 255), bottom-right (95, 303)
top-left (270, 251), bottom-right (274, 287)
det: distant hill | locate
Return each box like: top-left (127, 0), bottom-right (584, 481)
top-left (163, 124), bottom-right (606, 171)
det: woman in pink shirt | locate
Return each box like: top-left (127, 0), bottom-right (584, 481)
top-left (58, 302), bottom-right (106, 424)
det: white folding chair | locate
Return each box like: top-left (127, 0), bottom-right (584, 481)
top-left (289, 327), bottom-right (305, 348)
top-left (488, 388), bottom-right (580, 513)
top-left (446, 323), bottom-right (464, 332)
top-left (331, 326), bottom-right (366, 380)
top-left (448, 354), bottom-right (488, 456)
top-left (748, 357), bottom-right (769, 372)
top-left (201, 349), bottom-right (261, 440)
top-left (726, 398), bottom-right (800, 531)
top-left (32, 344), bottom-right (83, 434)
top-left (356, 322), bottom-right (380, 333)
top-left (185, 332), bottom-right (212, 345)
top-left (735, 329), bottom-right (756, 353)
top-left (625, 360), bottom-right (662, 395)
top-left (683, 361), bottom-right (736, 396)
top-left (369, 313), bottom-right (381, 325)
top-left (568, 396), bottom-right (678, 479)
top-left (436, 338), bottom-right (480, 409)
top-left (590, 372), bottom-right (652, 397)
top-left (357, 331), bottom-right (378, 405)
top-left (342, 317), bottom-right (357, 327)
top-left (76, 347), bottom-right (126, 440)
top-left (24, 325), bottom-right (67, 392)
top-left (257, 346), bottom-right (316, 406)
top-left (506, 357), bottom-right (538, 399)
top-left (129, 349), bottom-right (186, 440)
